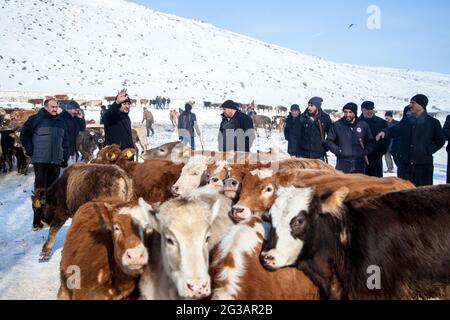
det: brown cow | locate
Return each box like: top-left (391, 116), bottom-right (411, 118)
top-left (223, 158), bottom-right (338, 201)
top-left (230, 168), bottom-right (415, 221)
top-left (58, 198), bottom-right (153, 300)
top-left (31, 163), bottom-right (134, 261)
top-left (27, 98), bottom-right (44, 107)
top-left (140, 99), bottom-right (150, 108)
top-left (9, 131), bottom-right (31, 175)
top-left (141, 141), bottom-right (184, 161)
top-left (92, 145), bottom-right (184, 204)
top-left (211, 216), bottom-right (320, 300)
top-left (169, 109), bottom-right (179, 131)
top-left (54, 95), bottom-right (69, 100)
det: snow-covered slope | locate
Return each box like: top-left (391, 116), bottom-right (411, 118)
top-left (1, 0), bottom-right (450, 110)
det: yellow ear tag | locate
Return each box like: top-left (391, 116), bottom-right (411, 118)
top-left (110, 153), bottom-right (117, 161)
top-left (183, 149), bottom-right (191, 157)
top-left (33, 199), bottom-right (41, 208)
top-left (126, 151), bottom-right (133, 159)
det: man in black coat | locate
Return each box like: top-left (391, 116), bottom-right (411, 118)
top-left (298, 97), bottom-right (332, 160)
top-left (326, 103), bottom-right (374, 174)
top-left (59, 100), bottom-right (86, 165)
top-left (284, 104), bottom-right (302, 157)
top-left (384, 111), bottom-right (399, 173)
top-left (377, 94), bottom-right (445, 187)
top-left (103, 89), bottom-right (134, 152)
top-left (443, 115), bottom-right (450, 184)
top-left (20, 98), bottom-right (69, 228)
top-left (359, 101), bottom-right (389, 177)
top-left (178, 103), bottom-right (201, 150)
top-left (218, 100), bottom-right (255, 153)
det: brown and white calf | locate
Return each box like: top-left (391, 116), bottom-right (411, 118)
top-left (231, 168), bottom-right (414, 222)
top-left (211, 216), bottom-right (320, 300)
top-left (58, 198), bottom-right (153, 300)
top-left (261, 185), bottom-right (450, 299)
top-left (31, 163), bottom-right (134, 261)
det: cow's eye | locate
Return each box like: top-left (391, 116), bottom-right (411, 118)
top-left (113, 224), bottom-right (121, 233)
top-left (206, 236), bottom-right (211, 243)
top-left (159, 148), bottom-right (165, 152)
top-left (166, 237), bottom-right (175, 246)
top-left (293, 217), bottom-right (305, 227)
top-left (264, 186), bottom-right (273, 193)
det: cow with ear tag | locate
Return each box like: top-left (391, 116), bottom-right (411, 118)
top-left (139, 194), bottom-right (226, 300)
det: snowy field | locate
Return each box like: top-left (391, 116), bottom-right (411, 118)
top-left (0, 103), bottom-right (448, 300)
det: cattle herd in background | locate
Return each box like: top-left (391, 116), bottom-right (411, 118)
top-left (0, 96), bottom-right (449, 300)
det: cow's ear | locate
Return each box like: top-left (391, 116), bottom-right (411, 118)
top-left (121, 148), bottom-right (136, 160)
top-left (106, 149), bottom-right (120, 162)
top-left (95, 203), bottom-right (114, 231)
top-left (320, 187), bottom-right (349, 219)
top-left (136, 198), bottom-right (160, 233)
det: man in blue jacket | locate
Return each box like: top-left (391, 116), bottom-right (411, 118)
top-left (326, 103), bottom-right (374, 174)
top-left (377, 94), bottom-right (445, 186)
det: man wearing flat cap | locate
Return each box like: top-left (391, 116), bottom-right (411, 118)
top-left (377, 94), bottom-right (445, 186)
top-left (218, 99), bottom-right (255, 153)
top-left (359, 101), bottom-right (389, 177)
top-left (59, 100), bottom-right (86, 166)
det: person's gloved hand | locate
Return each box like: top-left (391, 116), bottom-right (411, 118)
top-left (61, 160), bottom-right (68, 168)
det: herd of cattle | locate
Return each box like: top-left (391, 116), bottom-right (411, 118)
top-left (20, 139), bottom-right (448, 300)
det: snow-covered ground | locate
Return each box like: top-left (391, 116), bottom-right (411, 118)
top-left (1, 0), bottom-right (450, 109)
top-left (0, 104), bottom-right (448, 300)
top-left (1, 0), bottom-right (449, 300)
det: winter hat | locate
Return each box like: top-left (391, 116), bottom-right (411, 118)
top-left (290, 104), bottom-right (300, 112)
top-left (343, 103), bottom-right (358, 115)
top-left (308, 97), bottom-right (323, 109)
top-left (185, 103), bottom-right (193, 111)
top-left (66, 100), bottom-right (81, 110)
top-left (221, 100), bottom-right (238, 110)
top-left (361, 101), bottom-right (375, 110)
top-left (385, 111), bottom-right (393, 118)
top-left (403, 105), bottom-right (412, 118)
top-left (411, 94), bottom-right (428, 109)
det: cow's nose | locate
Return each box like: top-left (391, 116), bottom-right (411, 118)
top-left (230, 207), bottom-right (248, 222)
top-left (260, 252), bottom-right (276, 268)
top-left (186, 279), bottom-right (211, 297)
top-left (171, 185), bottom-right (180, 196)
top-left (211, 177), bottom-right (219, 183)
top-left (124, 248), bottom-right (147, 265)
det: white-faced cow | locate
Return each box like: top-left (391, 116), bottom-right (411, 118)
top-left (211, 216), bottom-right (320, 300)
top-left (261, 185), bottom-right (450, 300)
top-left (139, 194), bottom-right (229, 300)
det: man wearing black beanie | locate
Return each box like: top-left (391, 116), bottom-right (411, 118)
top-left (377, 94), bottom-right (445, 186)
top-left (326, 102), bottom-right (374, 174)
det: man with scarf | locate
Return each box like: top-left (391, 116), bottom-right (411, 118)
top-left (298, 97), bottom-right (332, 160)
top-left (377, 94), bottom-right (445, 186)
top-left (326, 102), bottom-right (374, 174)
